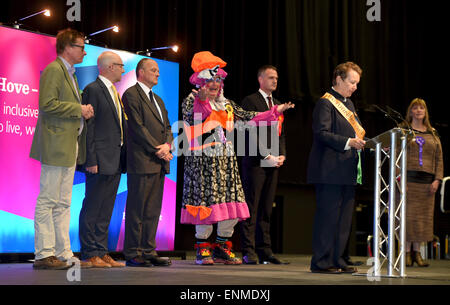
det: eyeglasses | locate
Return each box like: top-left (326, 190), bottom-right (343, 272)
top-left (205, 76), bottom-right (225, 83)
top-left (71, 44), bottom-right (85, 51)
top-left (112, 63), bottom-right (124, 68)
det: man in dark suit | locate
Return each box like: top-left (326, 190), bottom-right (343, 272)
top-left (79, 51), bottom-right (127, 268)
top-left (240, 65), bottom-right (289, 265)
top-left (307, 62), bottom-right (365, 274)
top-left (122, 58), bottom-right (173, 267)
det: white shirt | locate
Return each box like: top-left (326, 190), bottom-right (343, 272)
top-left (59, 56), bottom-right (83, 135)
top-left (258, 88), bottom-right (273, 109)
top-left (137, 81), bottom-right (164, 122)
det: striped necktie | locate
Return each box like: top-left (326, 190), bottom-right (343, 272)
top-left (111, 84), bottom-right (123, 144)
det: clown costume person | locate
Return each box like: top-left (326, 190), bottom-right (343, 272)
top-left (180, 51), bottom-right (294, 265)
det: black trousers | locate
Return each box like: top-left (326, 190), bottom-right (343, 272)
top-left (123, 171), bottom-right (165, 261)
top-left (240, 165), bottom-right (279, 257)
top-left (310, 184), bottom-right (355, 270)
top-left (79, 172), bottom-right (121, 260)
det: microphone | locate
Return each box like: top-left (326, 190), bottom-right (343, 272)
top-left (386, 105), bottom-right (413, 131)
top-left (372, 104), bottom-right (400, 126)
top-left (386, 105), bottom-right (404, 120)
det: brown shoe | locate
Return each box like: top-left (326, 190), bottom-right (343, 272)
top-left (413, 251), bottom-right (429, 267)
top-left (101, 254), bottom-right (125, 268)
top-left (85, 256), bottom-right (111, 268)
top-left (61, 256), bottom-right (93, 269)
top-left (33, 256), bottom-right (71, 270)
top-left (406, 252), bottom-right (413, 267)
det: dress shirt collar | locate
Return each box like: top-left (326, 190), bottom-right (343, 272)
top-left (98, 75), bottom-right (114, 89)
top-left (137, 81), bottom-right (152, 96)
top-left (331, 87), bottom-right (347, 103)
top-left (58, 56), bottom-right (75, 76)
top-left (258, 88), bottom-right (272, 100)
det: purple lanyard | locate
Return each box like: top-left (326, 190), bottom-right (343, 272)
top-left (415, 136), bottom-right (425, 166)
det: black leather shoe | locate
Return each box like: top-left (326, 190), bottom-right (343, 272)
top-left (146, 255), bottom-right (171, 266)
top-left (126, 257), bottom-right (152, 267)
top-left (339, 266), bottom-right (357, 274)
top-left (344, 258), bottom-right (363, 266)
top-left (259, 255), bottom-right (290, 265)
top-left (243, 255), bottom-right (258, 265)
top-left (310, 267), bottom-right (342, 274)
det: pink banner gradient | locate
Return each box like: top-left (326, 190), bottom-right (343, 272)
top-left (0, 27), bottom-right (56, 219)
top-left (115, 177), bottom-right (176, 251)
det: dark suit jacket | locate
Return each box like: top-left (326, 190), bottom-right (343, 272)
top-left (82, 78), bottom-right (127, 175)
top-left (241, 91), bottom-right (286, 167)
top-left (307, 89), bottom-right (361, 185)
top-left (122, 83), bottom-right (173, 174)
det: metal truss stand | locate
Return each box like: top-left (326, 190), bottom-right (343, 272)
top-left (358, 128), bottom-right (413, 279)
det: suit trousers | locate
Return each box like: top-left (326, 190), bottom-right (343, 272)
top-left (34, 164), bottom-right (76, 260)
top-left (79, 172), bottom-right (121, 260)
top-left (310, 184), bottom-right (355, 270)
top-left (123, 171), bottom-right (165, 260)
top-left (240, 165), bottom-right (279, 257)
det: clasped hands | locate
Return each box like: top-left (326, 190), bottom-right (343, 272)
top-left (81, 104), bottom-right (94, 120)
top-left (265, 155), bottom-right (286, 168)
top-left (156, 143), bottom-right (173, 161)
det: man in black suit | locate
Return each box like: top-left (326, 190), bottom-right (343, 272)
top-left (122, 58), bottom-right (173, 267)
top-left (79, 51), bottom-right (127, 268)
top-left (240, 65), bottom-right (289, 265)
top-left (307, 62), bottom-right (365, 274)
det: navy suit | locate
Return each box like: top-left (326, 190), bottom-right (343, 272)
top-left (240, 91), bottom-right (286, 259)
top-left (79, 78), bottom-right (127, 260)
top-left (307, 89), bottom-right (361, 271)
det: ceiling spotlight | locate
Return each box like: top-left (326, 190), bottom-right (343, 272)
top-left (85, 25), bottom-right (120, 44)
top-left (13, 9), bottom-right (51, 28)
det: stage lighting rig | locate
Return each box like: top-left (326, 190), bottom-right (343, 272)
top-left (136, 45), bottom-right (179, 57)
top-left (13, 9), bottom-right (51, 29)
top-left (85, 25), bottom-right (119, 44)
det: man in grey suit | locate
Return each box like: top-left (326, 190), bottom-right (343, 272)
top-left (122, 58), bottom-right (173, 267)
top-left (30, 28), bottom-right (94, 269)
top-left (79, 51), bottom-right (127, 268)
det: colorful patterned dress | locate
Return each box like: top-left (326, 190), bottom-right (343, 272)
top-left (406, 129), bottom-right (444, 242)
top-left (180, 93), bottom-right (282, 225)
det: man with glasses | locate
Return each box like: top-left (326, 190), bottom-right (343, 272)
top-left (79, 51), bottom-right (127, 268)
top-left (30, 28), bottom-right (94, 269)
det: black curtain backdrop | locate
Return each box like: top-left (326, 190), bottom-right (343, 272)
top-left (3, 0), bottom-right (447, 185)
top-left (2, 0), bottom-right (448, 250)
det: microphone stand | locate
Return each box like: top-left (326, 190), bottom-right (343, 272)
top-left (385, 105), bottom-right (415, 137)
top-left (373, 104), bottom-right (401, 126)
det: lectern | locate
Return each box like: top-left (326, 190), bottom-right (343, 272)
top-left (364, 128), bottom-right (414, 279)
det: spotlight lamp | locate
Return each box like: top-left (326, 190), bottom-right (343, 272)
top-left (13, 9), bottom-right (51, 29)
top-left (136, 45), bottom-right (180, 57)
top-left (85, 25), bottom-right (119, 44)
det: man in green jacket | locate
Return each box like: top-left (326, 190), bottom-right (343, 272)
top-left (30, 28), bottom-right (94, 269)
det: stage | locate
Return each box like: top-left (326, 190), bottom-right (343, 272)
top-left (1, 254), bottom-right (449, 286)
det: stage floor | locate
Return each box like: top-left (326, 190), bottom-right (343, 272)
top-left (1, 254), bottom-right (449, 286)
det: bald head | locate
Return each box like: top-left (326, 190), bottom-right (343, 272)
top-left (136, 58), bottom-right (160, 88)
top-left (97, 51), bottom-right (124, 83)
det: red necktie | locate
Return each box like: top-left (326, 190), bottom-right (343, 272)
top-left (267, 96), bottom-right (273, 108)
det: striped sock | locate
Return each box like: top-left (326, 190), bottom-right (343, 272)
top-left (196, 239), bottom-right (208, 245)
top-left (215, 236), bottom-right (228, 244)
